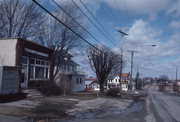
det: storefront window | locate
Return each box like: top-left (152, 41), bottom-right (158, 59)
top-left (29, 66), bottom-right (34, 78)
top-left (30, 59), bottom-right (35, 64)
top-left (35, 67), bottom-right (44, 78)
top-left (45, 68), bottom-right (49, 78)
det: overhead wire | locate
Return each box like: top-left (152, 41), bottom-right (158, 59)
top-left (32, 0), bottom-right (101, 52)
top-left (51, 0), bottom-right (105, 47)
top-left (78, 0), bottom-right (118, 45)
top-left (71, 0), bottom-right (117, 47)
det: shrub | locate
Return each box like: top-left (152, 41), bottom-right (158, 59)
top-left (35, 80), bottom-right (63, 96)
top-left (106, 88), bottom-right (121, 97)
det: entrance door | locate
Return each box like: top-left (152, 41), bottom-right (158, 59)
top-left (21, 57), bottom-right (29, 88)
top-left (21, 66), bottom-right (29, 88)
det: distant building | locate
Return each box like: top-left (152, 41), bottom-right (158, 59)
top-left (0, 38), bottom-right (53, 89)
top-left (55, 53), bottom-right (85, 92)
top-left (107, 73), bottom-right (130, 92)
top-left (84, 78), bottom-right (100, 91)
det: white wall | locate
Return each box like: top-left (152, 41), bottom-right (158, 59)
top-left (72, 75), bottom-right (85, 92)
top-left (0, 39), bottom-right (17, 66)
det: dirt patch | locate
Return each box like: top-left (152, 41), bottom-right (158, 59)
top-left (0, 96), bottom-right (78, 120)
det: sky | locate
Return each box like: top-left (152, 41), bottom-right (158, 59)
top-left (39, 0), bottom-right (180, 79)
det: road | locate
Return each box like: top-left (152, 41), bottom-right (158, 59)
top-left (0, 114), bottom-right (27, 122)
top-left (147, 84), bottom-right (180, 122)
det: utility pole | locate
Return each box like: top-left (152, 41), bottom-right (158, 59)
top-left (176, 66), bottom-right (178, 81)
top-left (117, 27), bottom-right (128, 90)
top-left (119, 48), bottom-right (123, 86)
top-left (128, 50), bottom-right (138, 90)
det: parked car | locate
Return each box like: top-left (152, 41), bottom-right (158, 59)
top-left (173, 81), bottom-right (180, 93)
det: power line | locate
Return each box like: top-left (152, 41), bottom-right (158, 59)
top-left (32, 0), bottom-right (101, 52)
top-left (51, 0), bottom-right (105, 47)
top-left (71, 0), bottom-right (117, 47)
top-left (78, 0), bottom-right (117, 45)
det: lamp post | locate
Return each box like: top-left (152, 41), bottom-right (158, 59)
top-left (128, 44), bottom-right (156, 90)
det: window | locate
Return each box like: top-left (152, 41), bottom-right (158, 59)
top-left (41, 61), bottom-right (45, 65)
top-left (35, 67), bottom-right (44, 78)
top-left (28, 59), bottom-right (50, 80)
top-left (29, 66), bottom-right (34, 78)
top-left (46, 61), bottom-right (50, 66)
top-left (44, 68), bottom-right (49, 78)
top-left (30, 59), bottom-right (35, 64)
top-left (76, 78), bottom-right (79, 83)
top-left (36, 60), bottom-right (41, 65)
top-left (80, 78), bottom-right (82, 84)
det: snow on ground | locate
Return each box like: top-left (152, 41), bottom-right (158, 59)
top-left (0, 100), bottom-right (41, 108)
top-left (67, 98), bottom-right (132, 114)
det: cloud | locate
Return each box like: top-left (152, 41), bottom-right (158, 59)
top-left (103, 0), bottom-right (172, 16)
top-left (54, 0), bottom-right (174, 18)
top-left (55, 0), bottom-right (101, 15)
top-left (120, 19), bottom-right (180, 78)
top-left (169, 20), bottom-right (180, 29)
top-left (166, 0), bottom-right (180, 17)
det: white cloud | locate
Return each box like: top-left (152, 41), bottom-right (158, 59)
top-left (103, 0), bottom-right (172, 18)
top-left (120, 19), bottom-right (180, 78)
top-left (166, 0), bottom-right (180, 17)
top-left (169, 20), bottom-right (180, 29)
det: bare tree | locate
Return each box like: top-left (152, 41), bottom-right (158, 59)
top-left (35, 2), bottom-right (86, 81)
top-left (87, 46), bottom-right (120, 95)
top-left (0, 0), bottom-right (45, 38)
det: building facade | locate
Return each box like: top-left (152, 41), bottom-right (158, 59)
top-left (107, 73), bottom-right (130, 92)
top-left (55, 53), bottom-right (85, 92)
top-left (85, 78), bottom-right (100, 91)
top-left (0, 38), bottom-right (53, 88)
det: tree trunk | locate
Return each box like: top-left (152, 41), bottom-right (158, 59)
top-left (99, 81), bottom-right (104, 95)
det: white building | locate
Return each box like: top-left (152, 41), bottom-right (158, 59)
top-left (107, 73), bottom-right (130, 92)
top-left (55, 53), bottom-right (85, 92)
top-left (84, 78), bottom-right (100, 91)
top-left (0, 38), bottom-right (53, 89)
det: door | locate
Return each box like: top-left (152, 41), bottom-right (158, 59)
top-left (21, 66), bottom-right (29, 88)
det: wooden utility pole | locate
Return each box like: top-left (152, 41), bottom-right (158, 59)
top-left (119, 48), bottom-right (123, 87)
top-left (128, 50), bottom-right (138, 90)
top-left (117, 27), bottom-right (128, 89)
top-left (176, 66), bottom-right (178, 81)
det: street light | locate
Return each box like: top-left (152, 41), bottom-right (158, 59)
top-left (128, 44), bottom-right (156, 90)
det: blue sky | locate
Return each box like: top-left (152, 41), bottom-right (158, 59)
top-left (40, 0), bottom-right (180, 79)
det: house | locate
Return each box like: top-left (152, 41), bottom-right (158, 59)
top-left (85, 78), bottom-right (100, 91)
top-left (107, 73), bottom-right (130, 92)
top-left (0, 38), bottom-right (53, 89)
top-left (55, 53), bottom-right (85, 92)
top-left (89, 81), bottom-right (100, 91)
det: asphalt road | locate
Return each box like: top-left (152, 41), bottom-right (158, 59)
top-left (147, 84), bottom-right (180, 122)
top-left (0, 114), bottom-right (27, 122)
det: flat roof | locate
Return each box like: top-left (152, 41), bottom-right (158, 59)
top-left (0, 38), bottom-right (53, 52)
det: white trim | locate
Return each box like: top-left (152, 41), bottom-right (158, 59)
top-left (25, 48), bottom-right (49, 57)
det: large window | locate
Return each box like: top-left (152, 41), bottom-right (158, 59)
top-left (29, 58), bottom-right (50, 80)
top-left (35, 67), bottom-right (44, 78)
